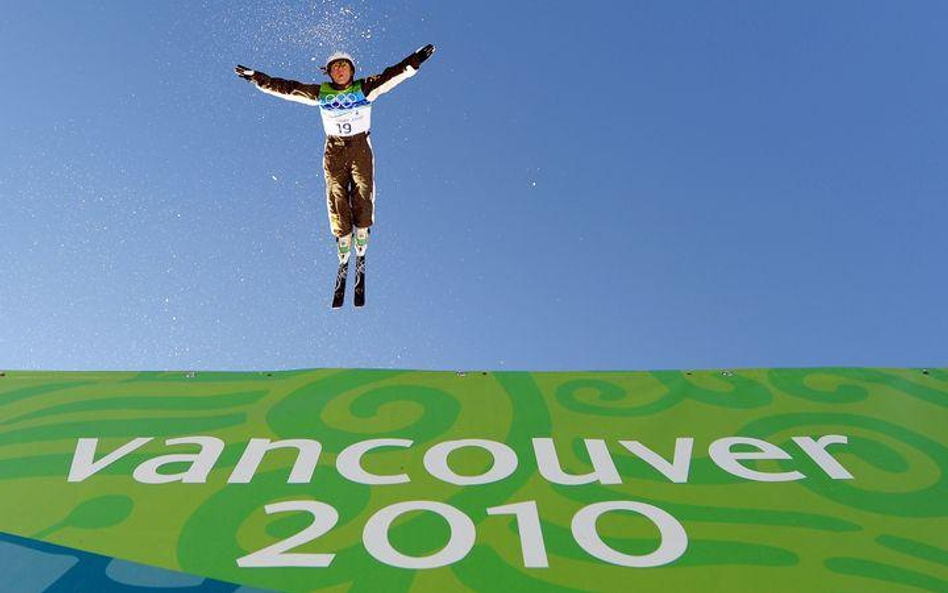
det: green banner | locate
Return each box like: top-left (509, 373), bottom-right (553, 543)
top-left (1, 368), bottom-right (946, 591)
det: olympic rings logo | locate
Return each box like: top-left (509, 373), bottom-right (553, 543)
top-left (322, 93), bottom-right (360, 110)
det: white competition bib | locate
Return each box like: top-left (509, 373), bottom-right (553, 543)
top-left (320, 104), bottom-right (372, 137)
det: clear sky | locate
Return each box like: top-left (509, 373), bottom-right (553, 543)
top-left (1, 0), bottom-right (945, 372)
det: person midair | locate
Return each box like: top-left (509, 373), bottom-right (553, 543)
top-left (234, 44), bottom-right (435, 270)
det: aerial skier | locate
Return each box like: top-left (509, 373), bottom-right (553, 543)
top-left (234, 44), bottom-right (436, 307)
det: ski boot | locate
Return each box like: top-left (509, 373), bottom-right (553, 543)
top-left (337, 233), bottom-right (352, 264)
top-left (354, 227), bottom-right (369, 257)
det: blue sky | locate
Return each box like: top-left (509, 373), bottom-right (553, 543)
top-left (1, 0), bottom-right (945, 372)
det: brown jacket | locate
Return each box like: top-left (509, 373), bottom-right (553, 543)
top-left (249, 52), bottom-right (423, 106)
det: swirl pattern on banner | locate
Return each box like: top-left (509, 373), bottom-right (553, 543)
top-left (555, 371), bottom-right (772, 417)
top-left (267, 369), bottom-right (461, 452)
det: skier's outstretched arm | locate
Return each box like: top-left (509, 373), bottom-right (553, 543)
top-left (234, 65), bottom-right (321, 106)
top-left (362, 44), bottom-right (436, 102)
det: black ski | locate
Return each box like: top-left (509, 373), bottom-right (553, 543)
top-left (331, 260), bottom-right (349, 308)
top-left (353, 255), bottom-right (366, 307)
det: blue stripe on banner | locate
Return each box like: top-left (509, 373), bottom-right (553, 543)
top-left (0, 531), bottom-right (261, 592)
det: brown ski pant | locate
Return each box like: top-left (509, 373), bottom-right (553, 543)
top-left (323, 131), bottom-right (374, 238)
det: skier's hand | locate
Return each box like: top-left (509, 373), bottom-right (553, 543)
top-left (235, 64), bottom-right (256, 81)
top-left (409, 44), bottom-right (435, 68)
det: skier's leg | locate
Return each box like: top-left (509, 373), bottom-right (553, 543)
top-left (324, 139), bottom-right (354, 239)
top-left (350, 134), bottom-right (375, 236)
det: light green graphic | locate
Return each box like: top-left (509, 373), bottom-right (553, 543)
top-left (0, 367), bottom-right (945, 592)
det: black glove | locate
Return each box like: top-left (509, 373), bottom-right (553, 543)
top-left (408, 44), bottom-right (435, 68)
top-left (235, 64), bottom-right (255, 81)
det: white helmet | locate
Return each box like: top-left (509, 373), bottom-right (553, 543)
top-left (324, 51), bottom-right (355, 74)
